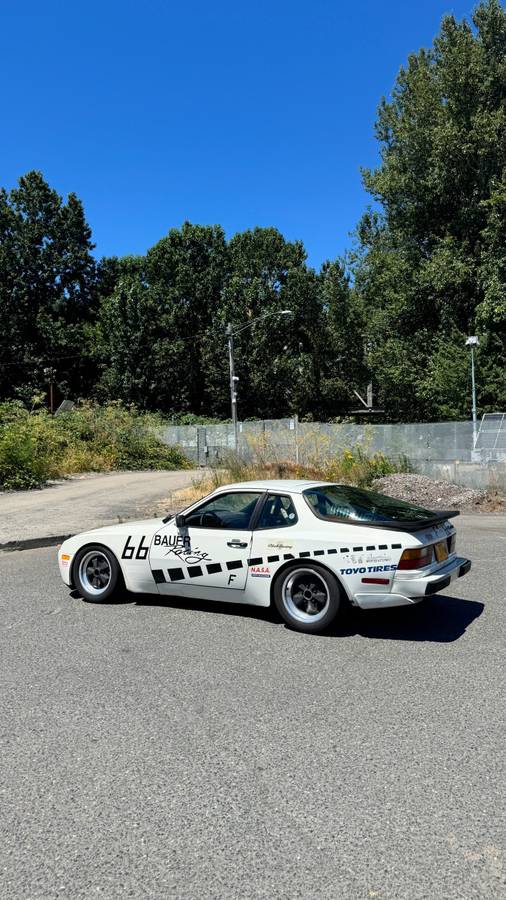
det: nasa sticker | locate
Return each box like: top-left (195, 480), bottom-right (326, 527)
top-left (250, 565), bottom-right (271, 578)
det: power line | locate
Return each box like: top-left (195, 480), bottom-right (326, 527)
top-left (1, 353), bottom-right (92, 368)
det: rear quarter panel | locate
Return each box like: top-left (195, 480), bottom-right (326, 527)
top-left (247, 496), bottom-right (414, 606)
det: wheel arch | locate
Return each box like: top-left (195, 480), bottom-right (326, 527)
top-left (269, 557), bottom-right (353, 606)
top-left (71, 541), bottom-right (126, 591)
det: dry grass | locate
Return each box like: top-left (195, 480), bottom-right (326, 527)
top-left (169, 460), bottom-right (310, 508)
top-left (151, 446), bottom-right (411, 516)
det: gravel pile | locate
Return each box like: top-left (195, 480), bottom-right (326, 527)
top-left (371, 473), bottom-right (489, 510)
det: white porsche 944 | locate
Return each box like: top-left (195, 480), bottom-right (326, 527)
top-left (58, 479), bottom-right (471, 633)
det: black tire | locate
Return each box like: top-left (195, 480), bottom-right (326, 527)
top-left (72, 544), bottom-right (122, 603)
top-left (273, 562), bottom-right (341, 633)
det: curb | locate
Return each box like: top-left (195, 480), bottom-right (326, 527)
top-left (0, 534), bottom-right (73, 552)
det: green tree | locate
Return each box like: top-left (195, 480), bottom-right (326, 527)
top-left (93, 277), bottom-right (161, 408)
top-left (218, 227), bottom-right (322, 419)
top-left (318, 260), bottom-right (364, 417)
top-left (354, 0), bottom-right (506, 420)
top-left (93, 224), bottom-right (360, 420)
top-left (95, 254), bottom-right (146, 302)
top-left (146, 222), bottom-right (228, 414)
top-left (0, 171), bottom-right (96, 404)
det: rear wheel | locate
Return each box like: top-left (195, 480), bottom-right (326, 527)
top-left (73, 544), bottom-right (121, 603)
top-left (273, 563), bottom-right (340, 633)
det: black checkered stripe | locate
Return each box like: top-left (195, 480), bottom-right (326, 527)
top-left (151, 542), bottom-right (402, 584)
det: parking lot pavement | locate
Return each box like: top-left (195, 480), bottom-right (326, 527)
top-left (0, 516), bottom-right (505, 899)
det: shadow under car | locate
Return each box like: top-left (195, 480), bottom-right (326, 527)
top-left (69, 588), bottom-right (484, 643)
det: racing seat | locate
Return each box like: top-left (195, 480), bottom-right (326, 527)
top-left (266, 496), bottom-right (288, 527)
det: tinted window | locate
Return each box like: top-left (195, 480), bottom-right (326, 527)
top-left (256, 494), bottom-right (298, 529)
top-left (303, 485), bottom-right (436, 524)
top-left (185, 492), bottom-right (262, 530)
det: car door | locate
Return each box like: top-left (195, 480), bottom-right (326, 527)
top-left (249, 492), bottom-right (300, 568)
top-left (149, 490), bottom-right (263, 597)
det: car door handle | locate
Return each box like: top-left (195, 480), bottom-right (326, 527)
top-left (227, 540), bottom-right (248, 548)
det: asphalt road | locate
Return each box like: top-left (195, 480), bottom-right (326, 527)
top-left (0, 470), bottom-right (197, 547)
top-left (1, 516), bottom-right (505, 899)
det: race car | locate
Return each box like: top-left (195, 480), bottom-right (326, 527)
top-left (58, 479), bottom-right (471, 633)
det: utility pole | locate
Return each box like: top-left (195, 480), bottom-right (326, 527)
top-left (225, 310), bottom-right (293, 453)
top-left (43, 367), bottom-right (56, 414)
top-left (226, 324), bottom-right (239, 451)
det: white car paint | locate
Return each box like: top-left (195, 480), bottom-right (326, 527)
top-left (58, 479), bottom-right (471, 610)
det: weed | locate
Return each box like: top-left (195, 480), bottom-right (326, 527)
top-left (175, 445), bottom-right (412, 507)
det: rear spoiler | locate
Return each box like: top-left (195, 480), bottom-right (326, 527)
top-left (320, 509), bottom-right (460, 531)
top-left (385, 509), bottom-right (460, 532)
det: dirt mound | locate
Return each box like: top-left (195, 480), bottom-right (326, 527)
top-left (371, 473), bottom-right (496, 511)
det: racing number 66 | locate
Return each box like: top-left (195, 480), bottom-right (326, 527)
top-left (121, 535), bottom-right (150, 560)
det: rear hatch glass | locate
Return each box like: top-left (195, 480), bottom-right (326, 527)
top-left (303, 485), bottom-right (458, 530)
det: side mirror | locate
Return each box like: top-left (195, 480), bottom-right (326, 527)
top-left (175, 513), bottom-right (186, 528)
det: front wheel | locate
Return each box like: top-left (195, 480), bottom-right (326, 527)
top-left (72, 544), bottom-right (122, 603)
top-left (273, 563), bottom-right (341, 633)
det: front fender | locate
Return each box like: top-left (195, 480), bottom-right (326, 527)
top-left (58, 523), bottom-right (161, 594)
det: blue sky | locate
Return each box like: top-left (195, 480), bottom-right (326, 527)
top-left (2, 0), bottom-right (475, 268)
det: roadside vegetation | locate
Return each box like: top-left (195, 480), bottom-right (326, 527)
top-left (0, 401), bottom-right (191, 490)
top-left (167, 443), bottom-right (412, 511)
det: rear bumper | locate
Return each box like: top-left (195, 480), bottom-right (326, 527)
top-left (353, 556), bottom-right (471, 610)
top-left (423, 558), bottom-right (471, 596)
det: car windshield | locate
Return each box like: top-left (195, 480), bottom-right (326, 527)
top-left (303, 485), bottom-right (438, 525)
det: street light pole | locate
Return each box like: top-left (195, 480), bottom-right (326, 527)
top-left (226, 323), bottom-right (238, 450)
top-left (471, 345), bottom-right (477, 442)
top-left (226, 310), bottom-right (293, 451)
top-left (465, 336), bottom-right (479, 448)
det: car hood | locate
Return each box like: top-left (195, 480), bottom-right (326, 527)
top-left (72, 518), bottom-right (164, 540)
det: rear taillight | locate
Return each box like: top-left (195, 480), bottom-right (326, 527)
top-left (397, 546), bottom-right (433, 570)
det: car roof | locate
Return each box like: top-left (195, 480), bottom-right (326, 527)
top-left (213, 479), bottom-right (335, 494)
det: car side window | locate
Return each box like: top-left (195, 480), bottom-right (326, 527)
top-left (256, 494), bottom-right (298, 529)
top-left (184, 492), bottom-right (262, 530)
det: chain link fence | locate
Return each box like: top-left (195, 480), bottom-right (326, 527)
top-left (158, 418), bottom-right (506, 489)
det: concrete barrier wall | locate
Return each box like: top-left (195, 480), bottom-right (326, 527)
top-left (158, 419), bottom-right (506, 490)
top-left (416, 460), bottom-right (506, 490)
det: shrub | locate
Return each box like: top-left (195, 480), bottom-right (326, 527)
top-left (0, 421), bottom-right (48, 489)
top-left (325, 447), bottom-right (412, 488)
top-left (0, 401), bottom-right (191, 490)
top-left (55, 403), bottom-right (190, 472)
